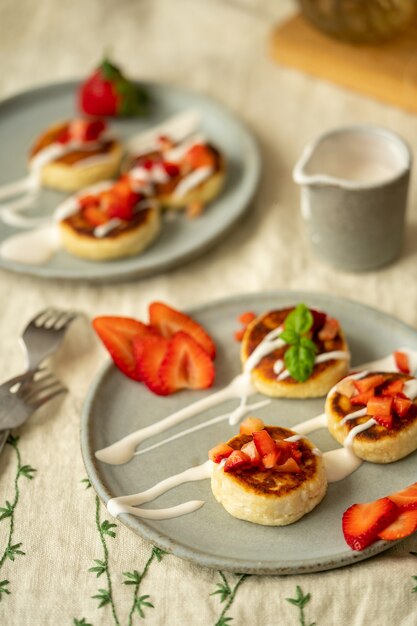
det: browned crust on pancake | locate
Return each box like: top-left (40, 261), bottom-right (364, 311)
top-left (242, 308), bottom-right (346, 387)
top-left (62, 207), bottom-right (154, 239)
top-left (328, 372), bottom-right (417, 442)
top-left (224, 426), bottom-right (319, 497)
top-left (29, 121), bottom-right (117, 165)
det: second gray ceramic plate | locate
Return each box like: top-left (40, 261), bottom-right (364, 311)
top-left (0, 81), bottom-right (260, 281)
top-left (81, 292), bottom-right (417, 574)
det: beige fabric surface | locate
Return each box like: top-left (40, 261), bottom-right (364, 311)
top-left (1, 1), bottom-right (417, 624)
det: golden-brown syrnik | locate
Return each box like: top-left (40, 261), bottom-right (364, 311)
top-left (241, 308), bottom-right (349, 398)
top-left (211, 426), bottom-right (327, 526)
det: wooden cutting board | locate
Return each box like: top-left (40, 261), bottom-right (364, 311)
top-left (270, 13), bottom-right (417, 114)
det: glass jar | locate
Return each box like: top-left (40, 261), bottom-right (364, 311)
top-left (299, 0), bottom-right (416, 43)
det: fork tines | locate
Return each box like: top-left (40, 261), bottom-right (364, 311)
top-left (20, 371), bottom-right (67, 408)
top-left (31, 308), bottom-right (78, 330)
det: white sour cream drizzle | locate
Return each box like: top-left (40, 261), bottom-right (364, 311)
top-left (0, 110), bottom-right (212, 264)
top-left (0, 139), bottom-right (109, 228)
top-left (100, 347), bottom-right (417, 520)
top-left (107, 460), bottom-right (212, 520)
top-left (0, 225), bottom-right (60, 265)
top-left (173, 166), bottom-right (214, 198)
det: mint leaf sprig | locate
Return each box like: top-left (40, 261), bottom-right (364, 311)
top-left (280, 304), bottom-right (317, 382)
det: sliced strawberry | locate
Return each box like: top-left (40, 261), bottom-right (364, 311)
top-left (239, 417), bottom-right (265, 435)
top-left (149, 302), bottom-right (216, 359)
top-left (92, 317), bottom-right (156, 381)
top-left (159, 332), bottom-right (215, 393)
top-left (318, 317), bottom-right (340, 341)
top-left (367, 396), bottom-right (393, 417)
top-left (378, 509), bottom-right (417, 541)
top-left (393, 395), bottom-right (412, 418)
top-left (388, 483), bottom-right (417, 510)
top-left (353, 374), bottom-right (385, 394)
top-left (208, 442), bottom-right (234, 464)
top-left (223, 450), bottom-right (251, 473)
top-left (238, 311), bottom-right (256, 326)
top-left (275, 458), bottom-right (301, 473)
top-left (394, 350), bottom-right (410, 374)
top-left (342, 497), bottom-right (398, 551)
top-left (133, 335), bottom-right (170, 395)
top-left (350, 390), bottom-right (374, 406)
top-left (381, 379), bottom-right (405, 396)
top-left (241, 440), bottom-right (262, 466)
top-left (83, 206), bottom-right (108, 227)
top-left (373, 414), bottom-right (393, 429)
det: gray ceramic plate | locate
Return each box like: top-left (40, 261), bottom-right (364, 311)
top-left (81, 291), bottom-right (417, 575)
top-left (0, 81), bottom-right (260, 281)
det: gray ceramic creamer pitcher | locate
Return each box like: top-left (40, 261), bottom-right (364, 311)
top-left (293, 125), bottom-right (412, 272)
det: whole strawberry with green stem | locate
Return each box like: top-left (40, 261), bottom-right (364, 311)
top-left (79, 56), bottom-right (149, 117)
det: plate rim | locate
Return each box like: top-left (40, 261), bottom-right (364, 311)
top-left (80, 290), bottom-right (412, 575)
top-left (0, 79), bottom-right (261, 282)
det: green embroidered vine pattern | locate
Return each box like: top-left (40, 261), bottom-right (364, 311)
top-left (0, 434), bottom-right (36, 602)
top-left (286, 586), bottom-right (316, 626)
top-left (74, 479), bottom-right (167, 625)
top-left (211, 571), bottom-right (250, 625)
top-left (91, 493), bottom-right (120, 624)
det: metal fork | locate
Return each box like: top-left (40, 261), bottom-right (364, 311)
top-left (0, 369), bottom-right (67, 431)
top-left (20, 308), bottom-right (78, 371)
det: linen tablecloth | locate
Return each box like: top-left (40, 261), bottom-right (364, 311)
top-left (1, 1), bottom-right (417, 624)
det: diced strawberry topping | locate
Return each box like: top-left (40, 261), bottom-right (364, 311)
top-left (342, 497), bottom-right (398, 551)
top-left (373, 414), bottom-right (393, 429)
top-left (208, 442), bottom-right (234, 464)
top-left (78, 194), bottom-right (99, 209)
top-left (274, 458), bottom-right (301, 473)
top-left (378, 509), bottom-right (417, 541)
top-left (158, 332), bottom-right (215, 393)
top-left (350, 390), bottom-right (374, 406)
top-left (149, 302), bottom-right (216, 359)
top-left (92, 317), bottom-right (156, 381)
top-left (133, 335), bottom-right (170, 396)
top-left (353, 374), bottom-right (385, 394)
top-left (310, 309), bottom-right (327, 334)
top-left (184, 144), bottom-right (216, 169)
top-left (388, 482), bottom-right (417, 510)
top-left (223, 450), bottom-right (251, 473)
top-left (381, 379), bottom-right (405, 396)
top-left (234, 328), bottom-right (245, 342)
top-left (68, 119), bottom-right (106, 143)
top-left (142, 159), bottom-right (155, 171)
top-left (162, 162), bottom-right (180, 178)
top-left (367, 396), bottom-right (393, 417)
top-left (240, 416), bottom-right (265, 436)
top-left (394, 350), bottom-right (410, 374)
top-left (393, 395), bottom-right (412, 418)
top-left (240, 440), bottom-right (262, 466)
top-left (253, 430), bottom-right (281, 468)
top-left (56, 127), bottom-right (71, 144)
top-left (83, 206), bottom-right (108, 227)
top-left (238, 311), bottom-right (256, 326)
top-left (318, 317), bottom-right (340, 341)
